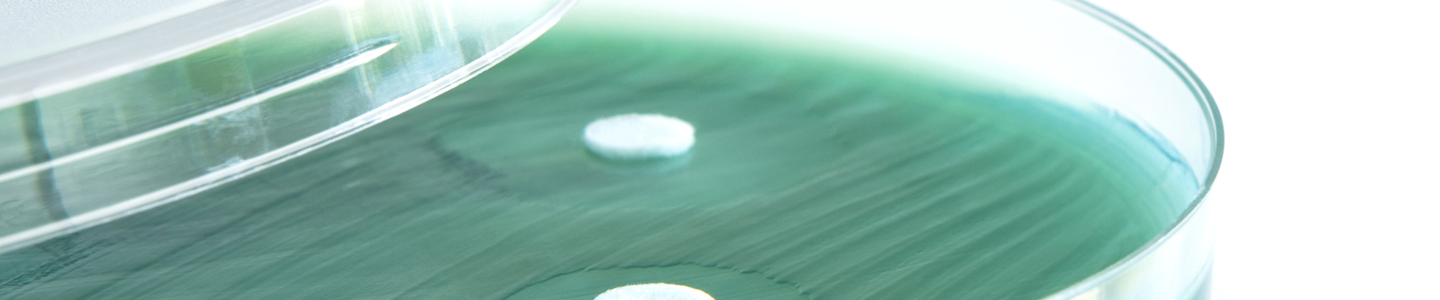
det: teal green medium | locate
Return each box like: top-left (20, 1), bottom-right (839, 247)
top-left (0, 18), bottom-right (1198, 300)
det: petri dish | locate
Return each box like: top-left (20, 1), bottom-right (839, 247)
top-left (0, 0), bottom-right (1221, 299)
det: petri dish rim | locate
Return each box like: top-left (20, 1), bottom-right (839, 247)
top-left (1040, 0), bottom-right (1224, 298)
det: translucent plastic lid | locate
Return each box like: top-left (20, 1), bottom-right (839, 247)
top-left (0, 0), bottom-right (576, 252)
top-left (1, 0), bottom-right (219, 67)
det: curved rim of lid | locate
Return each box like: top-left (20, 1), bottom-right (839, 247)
top-left (0, 0), bottom-right (582, 255)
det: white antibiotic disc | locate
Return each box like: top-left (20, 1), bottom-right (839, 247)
top-left (583, 114), bottom-right (695, 160)
top-left (594, 283), bottom-right (715, 300)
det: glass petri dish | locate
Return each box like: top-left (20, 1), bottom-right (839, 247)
top-left (0, 0), bottom-right (1220, 299)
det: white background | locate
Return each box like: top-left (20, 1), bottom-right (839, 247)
top-left (1085, 1), bottom-right (1440, 299)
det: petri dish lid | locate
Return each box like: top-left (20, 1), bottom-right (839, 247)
top-left (0, 0), bottom-right (577, 252)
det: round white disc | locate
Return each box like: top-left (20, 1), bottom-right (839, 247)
top-left (594, 283), bottom-right (714, 300)
top-left (583, 114), bottom-right (695, 160)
